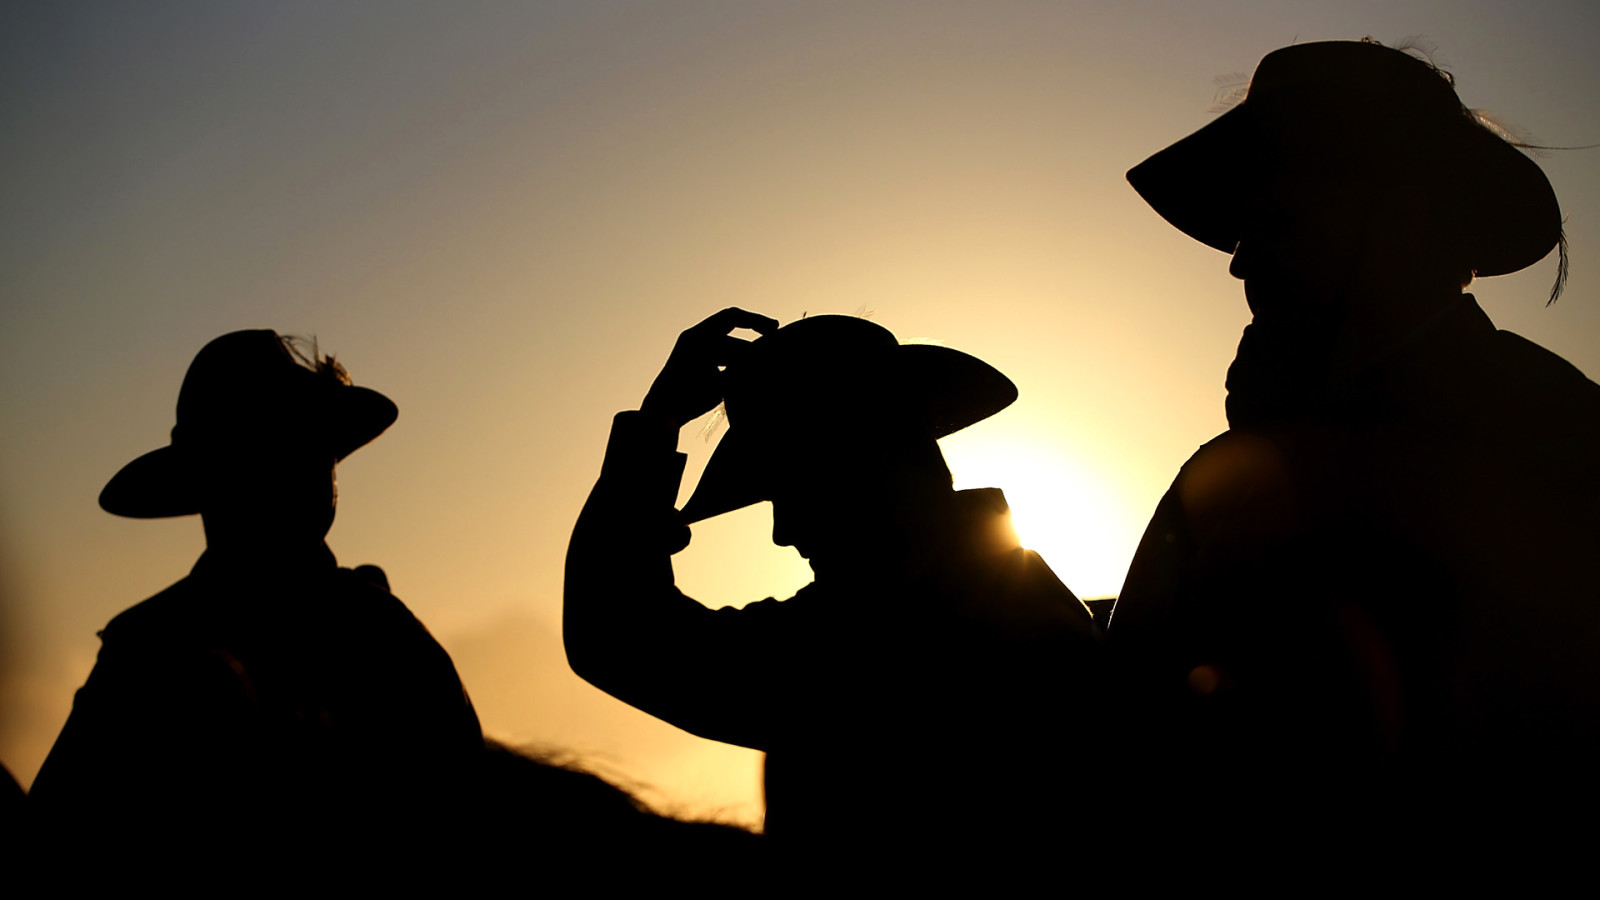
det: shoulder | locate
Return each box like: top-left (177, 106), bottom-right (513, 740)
top-left (1486, 331), bottom-right (1600, 457)
top-left (1491, 330), bottom-right (1600, 408)
top-left (333, 564), bottom-right (407, 609)
top-left (100, 576), bottom-right (206, 645)
top-left (991, 547), bottom-right (1099, 638)
top-left (1175, 429), bottom-right (1303, 528)
top-left (322, 568), bottom-right (475, 707)
top-left (67, 578), bottom-right (255, 722)
top-left (1466, 332), bottom-right (1600, 514)
top-left (326, 565), bottom-right (438, 638)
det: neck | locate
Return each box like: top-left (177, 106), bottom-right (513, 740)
top-left (1330, 276), bottom-right (1463, 375)
top-left (809, 485), bottom-right (964, 581)
top-left (202, 514), bottom-right (333, 562)
top-left (1228, 276), bottom-right (1464, 428)
top-left (193, 540), bottom-right (336, 586)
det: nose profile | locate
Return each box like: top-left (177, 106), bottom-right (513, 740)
top-left (1229, 239), bottom-right (1249, 281)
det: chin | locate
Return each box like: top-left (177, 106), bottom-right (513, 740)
top-left (1243, 279), bottom-right (1293, 318)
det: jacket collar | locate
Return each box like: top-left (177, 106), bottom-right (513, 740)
top-left (191, 541), bottom-right (340, 582)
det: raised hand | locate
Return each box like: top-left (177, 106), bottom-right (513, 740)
top-left (641, 308), bottom-right (779, 428)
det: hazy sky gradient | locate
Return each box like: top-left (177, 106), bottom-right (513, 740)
top-left (4, 1), bottom-right (1597, 823)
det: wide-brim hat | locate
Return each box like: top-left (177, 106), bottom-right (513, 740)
top-left (1127, 40), bottom-right (1561, 277)
top-left (677, 315), bottom-right (1016, 524)
top-left (99, 330), bottom-right (398, 518)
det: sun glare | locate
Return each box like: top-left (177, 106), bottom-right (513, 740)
top-left (944, 438), bottom-right (1138, 599)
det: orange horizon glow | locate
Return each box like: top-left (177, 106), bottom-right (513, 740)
top-left (4, 5), bottom-right (1598, 830)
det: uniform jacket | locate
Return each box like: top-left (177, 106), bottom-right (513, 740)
top-left (31, 544), bottom-right (482, 856)
top-left (565, 411), bottom-right (1106, 856)
top-left (1110, 295), bottom-right (1600, 842)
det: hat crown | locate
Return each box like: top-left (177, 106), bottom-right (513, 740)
top-left (1247, 41), bottom-right (1462, 118)
top-left (725, 316), bottom-right (903, 426)
top-left (173, 330), bottom-right (321, 446)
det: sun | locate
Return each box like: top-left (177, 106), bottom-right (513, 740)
top-left (941, 436), bottom-right (1139, 600)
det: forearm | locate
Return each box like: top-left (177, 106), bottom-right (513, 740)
top-left (563, 411), bottom-right (712, 705)
top-left (563, 410), bottom-right (777, 749)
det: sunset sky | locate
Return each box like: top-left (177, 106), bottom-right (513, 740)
top-left (4, 1), bottom-right (1598, 824)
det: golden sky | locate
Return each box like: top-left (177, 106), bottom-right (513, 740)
top-left (3, 1), bottom-right (1598, 824)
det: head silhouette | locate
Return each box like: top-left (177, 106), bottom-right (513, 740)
top-left (1130, 40), bottom-right (1563, 355)
top-left (757, 405), bottom-right (953, 573)
top-left (99, 330), bottom-right (398, 554)
top-left (677, 316), bottom-right (1015, 574)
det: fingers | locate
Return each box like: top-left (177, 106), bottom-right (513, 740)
top-left (687, 307), bottom-right (780, 339)
top-left (667, 308), bottom-right (780, 371)
top-left (651, 308), bottom-right (778, 414)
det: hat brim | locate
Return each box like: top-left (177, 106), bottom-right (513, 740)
top-left (99, 445), bottom-right (201, 519)
top-left (1128, 106), bottom-right (1256, 259)
top-left (676, 427), bottom-right (762, 526)
top-left (677, 344), bottom-right (1017, 525)
top-left (100, 386), bottom-right (398, 518)
top-left (1128, 82), bottom-right (1561, 277)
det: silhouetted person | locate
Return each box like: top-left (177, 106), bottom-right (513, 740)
top-left (30, 331), bottom-right (482, 871)
top-left (1114, 39), bottom-right (1600, 865)
top-left (565, 311), bottom-right (1105, 875)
